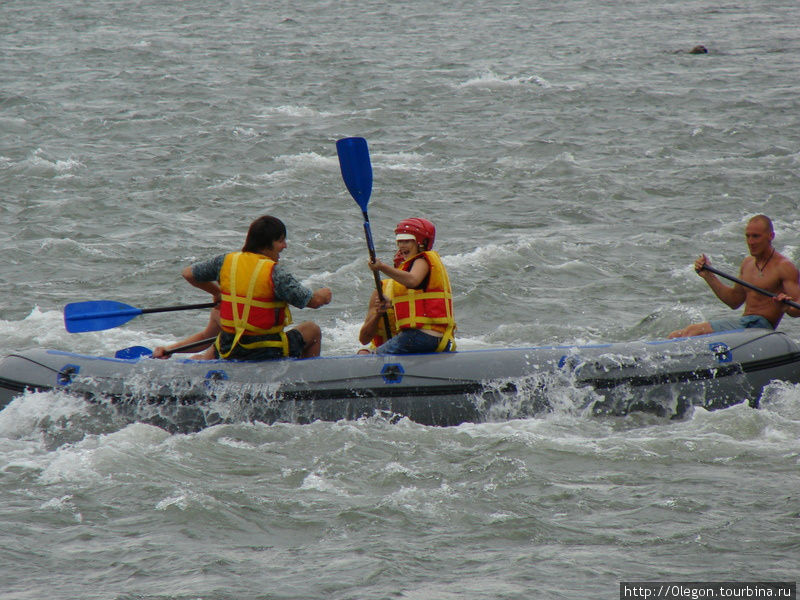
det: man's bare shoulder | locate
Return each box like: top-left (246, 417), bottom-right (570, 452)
top-left (776, 252), bottom-right (800, 277)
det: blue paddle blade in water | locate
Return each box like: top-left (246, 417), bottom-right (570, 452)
top-left (114, 346), bottom-right (153, 359)
top-left (336, 137), bottom-right (372, 211)
top-left (64, 300), bottom-right (142, 333)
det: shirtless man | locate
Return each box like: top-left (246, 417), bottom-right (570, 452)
top-left (668, 215), bottom-right (800, 339)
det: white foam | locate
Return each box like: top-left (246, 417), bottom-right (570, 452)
top-left (457, 70), bottom-right (551, 89)
top-left (300, 471), bottom-right (344, 495)
top-left (0, 391), bottom-right (89, 440)
top-left (155, 490), bottom-right (217, 511)
top-left (444, 237), bottom-right (536, 269)
top-left (275, 151), bottom-right (338, 170)
top-left (258, 105), bottom-right (337, 118)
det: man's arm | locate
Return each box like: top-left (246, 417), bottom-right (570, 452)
top-left (182, 264), bottom-right (222, 304)
top-left (273, 264), bottom-right (331, 309)
top-left (307, 287), bottom-right (332, 308)
top-left (777, 260), bottom-right (800, 317)
top-left (695, 254), bottom-right (746, 309)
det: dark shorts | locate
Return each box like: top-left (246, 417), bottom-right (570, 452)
top-left (708, 315), bottom-right (774, 332)
top-left (214, 328), bottom-right (305, 360)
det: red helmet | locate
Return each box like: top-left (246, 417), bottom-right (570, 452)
top-left (395, 218), bottom-right (436, 251)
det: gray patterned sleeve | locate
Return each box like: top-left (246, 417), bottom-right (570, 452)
top-left (190, 254), bottom-right (226, 282)
top-left (272, 264), bottom-right (313, 308)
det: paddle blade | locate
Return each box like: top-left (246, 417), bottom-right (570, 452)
top-left (114, 346), bottom-right (153, 359)
top-left (336, 137), bottom-right (372, 211)
top-left (64, 300), bottom-right (142, 333)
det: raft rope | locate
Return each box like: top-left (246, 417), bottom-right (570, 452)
top-left (719, 330), bottom-right (781, 354)
top-left (6, 354), bottom-right (62, 374)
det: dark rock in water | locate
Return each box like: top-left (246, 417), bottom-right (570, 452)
top-left (689, 45), bottom-right (708, 54)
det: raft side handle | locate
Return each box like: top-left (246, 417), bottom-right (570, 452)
top-left (205, 370), bottom-right (229, 381)
top-left (57, 364), bottom-right (81, 386)
top-left (709, 342), bottom-right (732, 363)
top-left (381, 363), bottom-right (404, 384)
top-left (557, 355), bottom-right (582, 372)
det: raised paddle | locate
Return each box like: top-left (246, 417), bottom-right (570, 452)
top-left (700, 264), bottom-right (800, 311)
top-left (114, 336), bottom-right (218, 359)
top-left (336, 136), bottom-right (393, 340)
top-left (64, 300), bottom-right (217, 333)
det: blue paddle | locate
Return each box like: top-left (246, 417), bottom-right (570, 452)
top-left (64, 299), bottom-right (217, 333)
top-left (114, 336), bottom-right (218, 359)
top-left (336, 137), bottom-right (392, 340)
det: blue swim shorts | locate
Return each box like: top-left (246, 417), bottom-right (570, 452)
top-left (708, 315), bottom-right (774, 332)
top-left (375, 329), bottom-right (453, 355)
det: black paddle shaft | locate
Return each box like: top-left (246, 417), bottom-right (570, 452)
top-left (165, 336), bottom-right (218, 356)
top-left (363, 216), bottom-right (393, 338)
top-left (701, 264), bottom-right (800, 311)
top-left (139, 302), bottom-right (216, 315)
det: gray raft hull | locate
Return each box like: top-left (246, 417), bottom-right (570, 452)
top-left (1, 329), bottom-right (799, 431)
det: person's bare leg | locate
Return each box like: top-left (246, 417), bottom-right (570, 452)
top-left (668, 322), bottom-right (713, 339)
top-left (293, 321), bottom-right (322, 357)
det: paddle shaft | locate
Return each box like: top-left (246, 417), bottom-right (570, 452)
top-left (164, 336), bottom-right (218, 356)
top-left (139, 302), bottom-right (216, 315)
top-left (362, 212), bottom-right (394, 338)
top-left (115, 335), bottom-right (218, 359)
top-left (701, 264), bottom-right (800, 311)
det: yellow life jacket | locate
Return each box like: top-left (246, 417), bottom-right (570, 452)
top-left (369, 278), bottom-right (398, 349)
top-left (215, 252), bottom-right (292, 358)
top-left (391, 250), bottom-right (456, 352)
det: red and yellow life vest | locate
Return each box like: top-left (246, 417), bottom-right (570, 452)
top-left (369, 279), bottom-right (398, 349)
top-left (215, 252), bottom-right (292, 358)
top-left (391, 250), bottom-right (456, 352)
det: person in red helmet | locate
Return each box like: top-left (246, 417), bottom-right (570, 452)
top-left (365, 218), bottom-right (456, 354)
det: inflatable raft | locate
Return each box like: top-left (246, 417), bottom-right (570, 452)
top-left (0, 328), bottom-right (798, 431)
